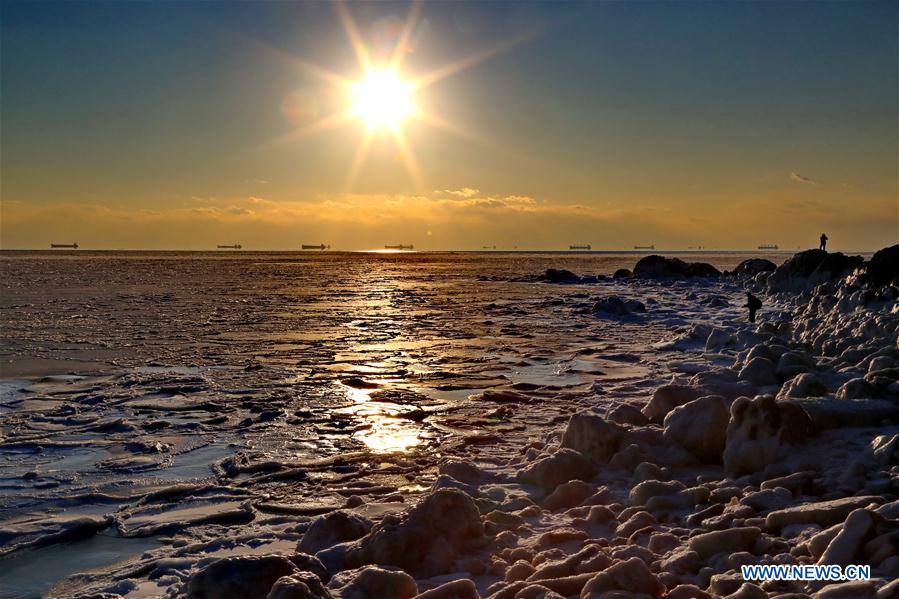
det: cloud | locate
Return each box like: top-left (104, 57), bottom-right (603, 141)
top-left (2, 185), bottom-right (896, 250)
top-left (440, 188), bottom-right (480, 198)
top-left (790, 171), bottom-right (817, 185)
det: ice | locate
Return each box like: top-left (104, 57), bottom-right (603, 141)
top-left (0, 534), bottom-right (160, 599)
top-left (2, 248), bottom-right (897, 598)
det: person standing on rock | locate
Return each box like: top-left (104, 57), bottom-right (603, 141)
top-left (745, 292), bottom-right (762, 323)
top-left (819, 232), bottom-right (828, 251)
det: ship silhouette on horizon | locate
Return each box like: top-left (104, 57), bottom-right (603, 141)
top-left (50, 242), bottom-right (78, 249)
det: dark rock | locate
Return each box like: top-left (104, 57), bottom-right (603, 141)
top-left (701, 295), bottom-right (730, 307)
top-left (591, 296), bottom-right (646, 316)
top-left (581, 556), bottom-right (665, 598)
top-left (731, 259), bottom-right (777, 277)
top-left (663, 395), bottom-right (729, 463)
top-left (267, 573), bottom-right (332, 599)
top-left (343, 488), bottom-right (485, 577)
top-left (767, 250), bottom-right (864, 292)
top-left (866, 244), bottom-right (899, 286)
top-left (643, 384), bottom-right (704, 423)
top-left (188, 555), bottom-right (299, 599)
top-left (543, 269), bottom-right (580, 284)
top-left (723, 396), bottom-right (812, 475)
top-left (606, 403), bottom-right (649, 426)
top-left (298, 511), bottom-right (372, 554)
top-left (327, 566), bottom-right (417, 599)
top-left (791, 397), bottom-right (899, 430)
top-left (412, 579), bottom-right (479, 599)
top-left (777, 372), bottom-right (828, 399)
top-left (633, 255), bottom-right (722, 279)
top-left (613, 268), bottom-right (633, 279)
top-left (518, 448), bottom-right (594, 491)
top-left (561, 413), bottom-right (626, 463)
top-left (627, 299), bottom-right (647, 312)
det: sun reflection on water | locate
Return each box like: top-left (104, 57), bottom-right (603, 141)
top-left (337, 384), bottom-right (422, 453)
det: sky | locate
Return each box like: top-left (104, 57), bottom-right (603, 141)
top-left (1, 0), bottom-right (897, 251)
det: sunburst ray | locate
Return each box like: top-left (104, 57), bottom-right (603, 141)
top-left (335, 0), bottom-right (372, 74)
top-left (246, 1), bottom-right (556, 186)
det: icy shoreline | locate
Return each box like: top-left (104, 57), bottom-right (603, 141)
top-left (1, 247), bottom-right (898, 598)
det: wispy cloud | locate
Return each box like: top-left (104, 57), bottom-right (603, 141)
top-left (440, 188), bottom-right (480, 198)
top-left (790, 171), bottom-right (817, 185)
top-left (2, 186), bottom-right (895, 250)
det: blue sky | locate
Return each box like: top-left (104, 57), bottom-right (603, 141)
top-left (1, 1), bottom-right (896, 249)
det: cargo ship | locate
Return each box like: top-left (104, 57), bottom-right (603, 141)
top-left (758, 244), bottom-right (779, 250)
top-left (50, 243), bottom-right (78, 249)
top-left (384, 244), bottom-right (413, 250)
top-left (217, 244), bottom-right (242, 249)
top-left (569, 244), bottom-right (591, 250)
top-left (301, 244), bottom-right (330, 250)
top-left (634, 245), bottom-right (655, 250)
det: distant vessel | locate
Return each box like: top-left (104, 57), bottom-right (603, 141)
top-left (634, 245), bottom-right (655, 250)
top-left (570, 244), bottom-right (591, 250)
top-left (301, 244), bottom-right (330, 250)
top-left (384, 244), bottom-right (413, 250)
top-left (50, 243), bottom-right (78, 249)
top-left (758, 244), bottom-right (779, 250)
top-left (483, 245), bottom-right (497, 250)
top-left (217, 244), bottom-right (242, 249)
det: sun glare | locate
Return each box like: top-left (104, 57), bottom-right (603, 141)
top-left (350, 69), bottom-right (414, 130)
top-left (258, 2), bottom-right (545, 187)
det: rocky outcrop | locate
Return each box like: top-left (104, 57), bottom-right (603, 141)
top-left (298, 511), bottom-right (372, 554)
top-left (560, 413), bottom-right (626, 463)
top-left (327, 566), bottom-right (418, 599)
top-left (688, 527), bottom-right (761, 559)
top-left (518, 448), bottom-right (594, 491)
top-left (188, 555), bottom-right (300, 599)
top-left (765, 496), bottom-right (884, 530)
top-left (634, 255), bottom-right (722, 279)
top-left (866, 244), bottom-right (899, 286)
top-left (766, 249), bottom-right (864, 293)
top-left (542, 269), bottom-right (581, 284)
top-left (729, 258), bottom-right (776, 277)
top-left (412, 579), bottom-right (479, 599)
top-left (591, 296), bottom-right (645, 316)
top-left (580, 557), bottom-right (665, 598)
top-left (267, 574), bottom-right (332, 599)
top-left (343, 488), bottom-right (485, 577)
top-left (723, 396), bottom-right (812, 475)
top-left (643, 384), bottom-right (704, 423)
top-left (663, 395), bottom-right (729, 463)
top-left (817, 508), bottom-right (877, 568)
top-left (777, 372), bottom-right (829, 399)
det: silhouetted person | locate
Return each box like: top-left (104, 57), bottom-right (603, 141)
top-left (745, 292), bottom-right (762, 323)
top-left (819, 233), bottom-right (828, 251)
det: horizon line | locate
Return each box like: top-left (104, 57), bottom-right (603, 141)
top-left (0, 247), bottom-right (883, 254)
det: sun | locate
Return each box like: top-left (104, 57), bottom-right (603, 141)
top-left (257, 2), bottom-right (546, 187)
top-left (350, 69), bottom-right (414, 130)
